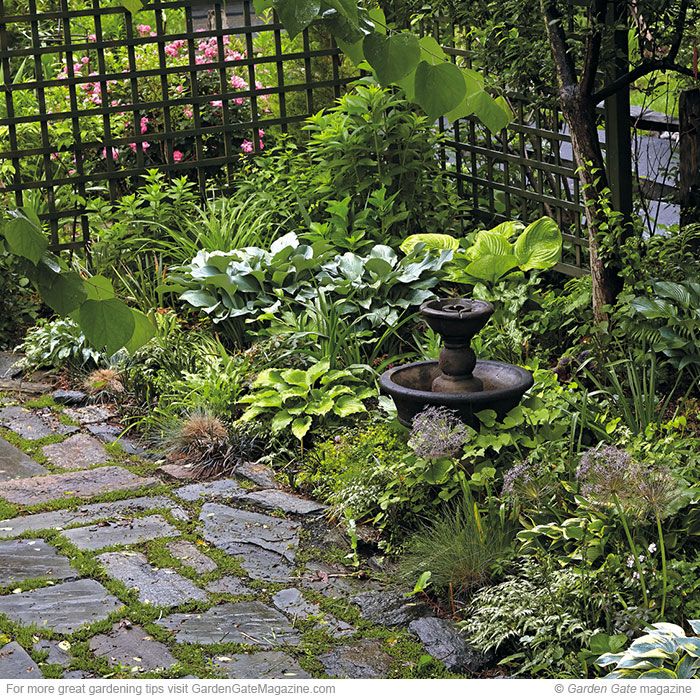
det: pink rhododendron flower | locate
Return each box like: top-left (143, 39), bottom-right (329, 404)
top-left (137, 24), bottom-right (152, 36)
top-left (230, 74), bottom-right (247, 90)
top-left (240, 139), bottom-right (253, 153)
top-left (81, 56), bottom-right (90, 64)
top-left (210, 100), bottom-right (223, 108)
top-left (129, 141), bottom-right (151, 152)
top-left (183, 107), bottom-right (193, 118)
top-left (172, 150), bottom-right (184, 162)
top-left (88, 34), bottom-right (97, 42)
top-left (102, 146), bottom-right (119, 160)
top-left (140, 116), bottom-right (149, 134)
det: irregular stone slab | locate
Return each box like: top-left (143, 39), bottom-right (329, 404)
top-left (0, 466), bottom-right (159, 506)
top-left (34, 639), bottom-right (72, 666)
top-left (0, 406), bottom-right (55, 440)
top-left (157, 602), bottom-right (300, 647)
top-left (42, 434), bottom-right (110, 470)
top-left (302, 562), bottom-right (379, 599)
top-left (176, 479), bottom-right (246, 503)
top-left (0, 437), bottom-right (48, 482)
top-left (51, 390), bottom-right (87, 406)
top-left (166, 541), bottom-right (216, 574)
top-left (0, 539), bottom-right (77, 586)
top-left (0, 579), bottom-right (121, 633)
top-left (0, 642), bottom-right (43, 678)
top-left (97, 551), bottom-right (206, 607)
top-left (86, 424), bottom-right (143, 456)
top-left (408, 616), bottom-right (490, 672)
top-left (235, 490), bottom-right (326, 516)
top-left (213, 651), bottom-right (310, 679)
top-left (199, 503), bottom-right (300, 583)
top-left (89, 623), bottom-right (177, 672)
top-left (63, 406), bottom-right (116, 425)
top-left (272, 588), bottom-right (353, 638)
top-left (319, 640), bottom-right (392, 679)
top-left (62, 670), bottom-right (96, 679)
top-left (0, 496), bottom-right (187, 538)
top-left (205, 576), bottom-right (252, 596)
top-left (351, 590), bottom-right (430, 627)
top-left (236, 462), bottom-right (278, 489)
top-left (0, 353), bottom-right (23, 379)
top-left (63, 514), bottom-right (178, 551)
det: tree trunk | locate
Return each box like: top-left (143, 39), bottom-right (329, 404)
top-left (560, 94), bottom-right (622, 322)
top-left (679, 89), bottom-right (700, 229)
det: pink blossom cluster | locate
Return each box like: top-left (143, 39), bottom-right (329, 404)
top-left (241, 128), bottom-right (265, 153)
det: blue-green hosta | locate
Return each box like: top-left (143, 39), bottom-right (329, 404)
top-left (238, 359), bottom-right (375, 443)
top-left (596, 621), bottom-right (700, 678)
top-left (170, 232), bottom-right (452, 328)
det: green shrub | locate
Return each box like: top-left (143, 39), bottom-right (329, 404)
top-left (0, 250), bottom-right (40, 349)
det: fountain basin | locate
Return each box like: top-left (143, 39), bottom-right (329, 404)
top-left (380, 360), bottom-right (534, 428)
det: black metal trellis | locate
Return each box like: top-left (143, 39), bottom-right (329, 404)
top-left (0, 0), bottom-right (352, 251)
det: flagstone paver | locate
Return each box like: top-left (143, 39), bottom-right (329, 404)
top-left (97, 551), bottom-right (207, 607)
top-left (0, 539), bottom-right (77, 586)
top-left (204, 575), bottom-right (252, 595)
top-left (0, 642), bottom-right (43, 678)
top-left (0, 406), bottom-right (58, 440)
top-left (42, 433), bottom-right (110, 470)
top-left (0, 496), bottom-right (188, 538)
top-left (199, 503), bottom-right (300, 582)
top-left (165, 541), bottom-right (217, 574)
top-left (34, 640), bottom-right (72, 667)
top-left (0, 437), bottom-right (48, 481)
top-left (89, 624), bottom-right (178, 672)
top-left (213, 651), bottom-right (310, 679)
top-left (156, 601), bottom-right (301, 647)
top-left (234, 490), bottom-right (326, 516)
top-left (0, 579), bottom-right (122, 633)
top-left (175, 479), bottom-right (246, 502)
top-left (63, 406), bottom-right (117, 425)
top-left (319, 640), bottom-right (393, 679)
top-left (272, 588), bottom-right (354, 637)
top-left (62, 514), bottom-right (178, 551)
top-left (0, 466), bottom-right (159, 506)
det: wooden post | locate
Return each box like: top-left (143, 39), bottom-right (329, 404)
top-left (679, 89), bottom-right (700, 228)
top-left (604, 0), bottom-right (634, 224)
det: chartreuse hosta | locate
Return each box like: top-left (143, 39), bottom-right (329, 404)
top-left (403, 216), bottom-right (563, 284)
top-left (118, 0), bottom-right (511, 133)
top-left (237, 359), bottom-right (375, 444)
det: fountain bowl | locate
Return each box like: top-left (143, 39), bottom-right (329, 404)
top-left (379, 359), bottom-right (534, 428)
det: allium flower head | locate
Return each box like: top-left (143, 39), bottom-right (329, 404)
top-left (408, 406), bottom-right (470, 459)
top-left (576, 445), bottom-right (633, 502)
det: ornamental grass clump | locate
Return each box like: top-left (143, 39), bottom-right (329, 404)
top-left (576, 445), bottom-right (686, 616)
top-left (408, 406), bottom-right (471, 459)
top-left (83, 368), bottom-right (125, 402)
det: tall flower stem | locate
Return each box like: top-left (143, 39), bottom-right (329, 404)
top-left (613, 494), bottom-right (649, 609)
top-left (655, 513), bottom-right (668, 617)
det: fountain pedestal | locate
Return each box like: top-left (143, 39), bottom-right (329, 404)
top-left (379, 297), bottom-right (533, 428)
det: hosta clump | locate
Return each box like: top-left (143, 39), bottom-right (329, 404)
top-left (169, 232), bottom-right (452, 331)
top-left (18, 318), bottom-right (103, 371)
top-left (238, 360), bottom-right (376, 445)
top-left (597, 621), bottom-right (700, 678)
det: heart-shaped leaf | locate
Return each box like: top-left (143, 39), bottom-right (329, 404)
top-left (466, 253), bottom-right (519, 282)
top-left (124, 309), bottom-right (156, 354)
top-left (400, 233), bottom-right (459, 255)
top-left (414, 60), bottom-right (466, 121)
top-left (78, 299), bottom-right (135, 356)
top-left (3, 216), bottom-right (47, 265)
top-left (472, 91), bottom-right (512, 133)
top-left (274, 0), bottom-right (322, 38)
top-left (363, 32), bottom-right (420, 86)
top-left (39, 271), bottom-right (87, 315)
top-left (444, 68), bottom-right (485, 122)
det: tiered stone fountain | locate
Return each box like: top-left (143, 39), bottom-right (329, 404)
top-left (379, 298), bottom-right (534, 427)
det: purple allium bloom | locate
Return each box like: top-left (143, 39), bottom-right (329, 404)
top-left (576, 445), bottom-right (633, 500)
top-left (409, 406), bottom-right (470, 459)
top-left (501, 460), bottom-right (535, 496)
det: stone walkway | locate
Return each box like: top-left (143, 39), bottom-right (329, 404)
top-left (0, 363), bottom-right (485, 679)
